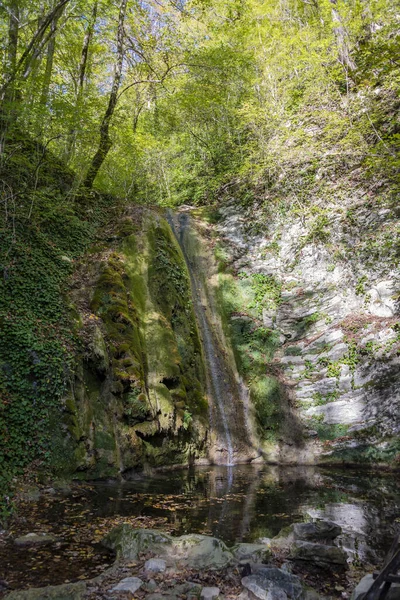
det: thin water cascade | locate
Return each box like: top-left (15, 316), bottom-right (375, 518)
top-left (167, 209), bottom-right (254, 465)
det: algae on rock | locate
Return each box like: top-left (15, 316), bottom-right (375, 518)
top-left (54, 209), bottom-right (208, 478)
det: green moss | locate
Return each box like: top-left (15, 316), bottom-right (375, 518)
top-left (94, 431), bottom-right (117, 451)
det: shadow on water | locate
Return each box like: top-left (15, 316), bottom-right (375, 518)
top-left (1, 465), bottom-right (400, 591)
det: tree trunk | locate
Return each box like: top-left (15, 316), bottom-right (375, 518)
top-left (78, 1), bottom-right (98, 97)
top-left (65, 0), bottom-right (98, 162)
top-left (39, 2), bottom-right (64, 111)
top-left (1, 0), bottom-right (20, 129)
top-left (84, 0), bottom-right (127, 188)
top-left (330, 0), bottom-right (356, 71)
top-left (0, 0), bottom-right (71, 103)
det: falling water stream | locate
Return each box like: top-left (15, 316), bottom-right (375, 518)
top-left (167, 209), bottom-right (251, 465)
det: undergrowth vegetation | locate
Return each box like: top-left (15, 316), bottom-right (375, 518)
top-left (0, 132), bottom-right (120, 503)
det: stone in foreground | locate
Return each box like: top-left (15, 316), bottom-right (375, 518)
top-left (232, 543), bottom-right (271, 563)
top-left (145, 558), bottom-right (167, 573)
top-left (200, 587), bottom-right (220, 600)
top-left (102, 526), bottom-right (234, 569)
top-left (110, 577), bottom-right (143, 594)
top-left (242, 567), bottom-right (304, 600)
top-left (290, 541), bottom-right (348, 568)
top-left (241, 577), bottom-right (287, 600)
top-left (102, 526), bottom-right (172, 560)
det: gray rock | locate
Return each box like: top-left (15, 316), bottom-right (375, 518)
top-left (242, 568), bottom-right (303, 600)
top-left (200, 587), bottom-right (220, 600)
top-left (5, 582), bottom-right (86, 599)
top-left (145, 558), bottom-right (167, 573)
top-left (242, 577), bottom-right (287, 600)
top-left (290, 541), bottom-right (348, 568)
top-left (110, 577), bottom-right (143, 594)
top-left (171, 534), bottom-right (233, 569)
top-left (14, 532), bottom-right (57, 546)
top-left (293, 520), bottom-right (341, 542)
top-left (102, 526), bottom-right (172, 560)
top-left (102, 527), bottom-right (234, 570)
top-left (351, 574), bottom-right (400, 600)
top-left (232, 543), bottom-right (271, 563)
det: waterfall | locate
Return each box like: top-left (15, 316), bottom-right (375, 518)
top-left (167, 209), bottom-right (255, 465)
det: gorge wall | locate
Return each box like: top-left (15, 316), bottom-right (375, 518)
top-left (193, 187), bottom-right (400, 467)
top-left (55, 207), bottom-right (257, 479)
top-left (55, 209), bottom-right (210, 478)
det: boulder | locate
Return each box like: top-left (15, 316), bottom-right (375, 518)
top-left (290, 541), bottom-right (348, 568)
top-left (5, 582), bottom-right (86, 600)
top-left (351, 574), bottom-right (400, 600)
top-left (292, 520), bottom-right (341, 542)
top-left (102, 527), bottom-right (234, 570)
top-left (109, 577), bottom-right (143, 594)
top-left (170, 534), bottom-right (233, 569)
top-left (14, 532), bottom-right (57, 546)
top-left (102, 526), bottom-right (172, 560)
top-left (232, 543), bottom-right (271, 563)
top-left (242, 568), bottom-right (304, 600)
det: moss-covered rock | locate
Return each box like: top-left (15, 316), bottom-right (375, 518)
top-left (54, 210), bottom-right (209, 478)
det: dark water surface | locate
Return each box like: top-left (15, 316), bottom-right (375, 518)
top-left (1, 465), bottom-right (400, 591)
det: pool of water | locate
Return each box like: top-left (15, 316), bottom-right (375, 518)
top-left (1, 465), bottom-right (400, 591)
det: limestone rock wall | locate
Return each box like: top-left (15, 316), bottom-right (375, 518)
top-left (206, 194), bottom-right (400, 466)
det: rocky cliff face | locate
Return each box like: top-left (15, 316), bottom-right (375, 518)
top-left (54, 209), bottom-right (210, 478)
top-left (191, 190), bottom-right (400, 467)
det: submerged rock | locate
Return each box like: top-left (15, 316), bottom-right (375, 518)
top-left (14, 532), bottom-right (57, 546)
top-left (290, 541), bottom-right (348, 568)
top-left (242, 567), bottom-right (304, 600)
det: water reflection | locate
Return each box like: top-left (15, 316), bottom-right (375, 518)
top-left (3, 465), bottom-right (400, 590)
top-left (115, 465), bottom-right (400, 561)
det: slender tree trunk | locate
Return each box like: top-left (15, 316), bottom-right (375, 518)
top-left (66, 0), bottom-right (98, 162)
top-left (84, 0), bottom-right (127, 188)
top-left (330, 0), bottom-right (356, 71)
top-left (39, 2), bottom-right (64, 111)
top-left (78, 1), bottom-right (98, 98)
top-left (1, 0), bottom-right (20, 129)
